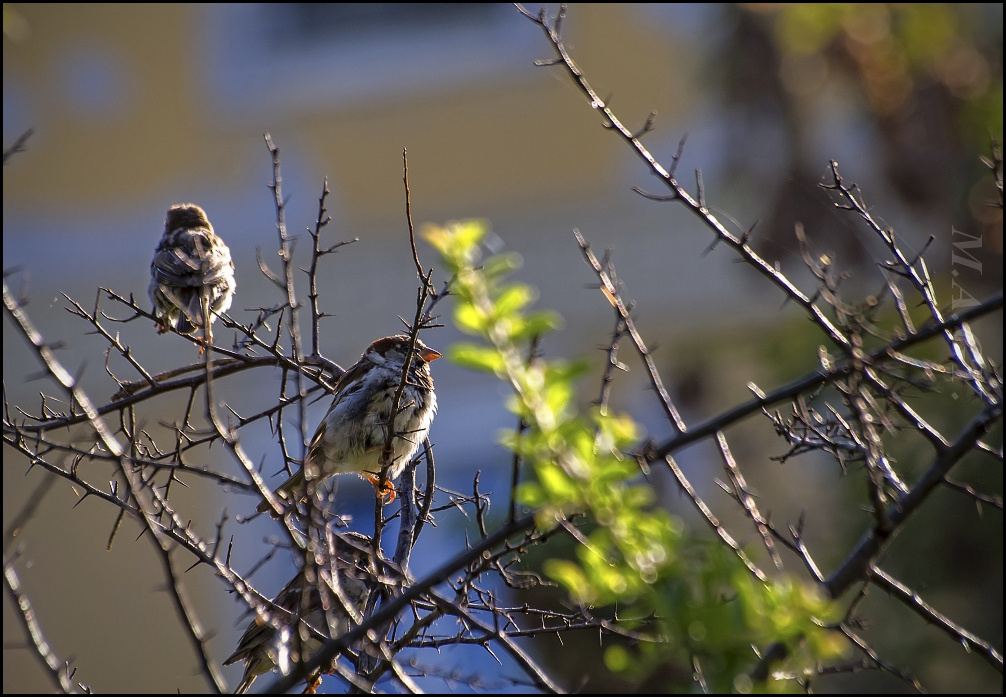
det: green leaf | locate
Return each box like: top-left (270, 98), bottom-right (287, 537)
top-left (544, 559), bottom-right (594, 604)
top-left (421, 219), bottom-right (490, 268)
top-left (537, 460), bottom-right (578, 502)
top-left (481, 252), bottom-right (523, 282)
top-left (451, 218), bottom-right (490, 254)
top-left (454, 304), bottom-right (487, 335)
top-left (509, 310), bottom-right (564, 341)
top-left (448, 342), bottom-right (505, 374)
top-left (420, 223), bottom-right (453, 256)
top-left (494, 283), bottom-right (536, 317)
top-left (516, 481), bottom-right (546, 508)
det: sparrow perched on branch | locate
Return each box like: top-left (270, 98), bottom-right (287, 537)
top-left (149, 203), bottom-right (235, 346)
top-left (223, 533), bottom-right (373, 694)
top-left (258, 334), bottom-right (440, 514)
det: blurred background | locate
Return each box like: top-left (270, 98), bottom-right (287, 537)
top-left (4, 3), bottom-right (1002, 693)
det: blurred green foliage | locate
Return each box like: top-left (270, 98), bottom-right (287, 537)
top-left (425, 219), bottom-right (847, 692)
top-left (766, 3), bottom-right (1002, 144)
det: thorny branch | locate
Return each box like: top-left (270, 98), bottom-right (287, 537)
top-left (4, 133), bottom-right (623, 694)
top-left (4, 561), bottom-right (90, 694)
top-left (4, 6), bottom-right (1001, 693)
top-left (520, 3), bottom-right (1002, 689)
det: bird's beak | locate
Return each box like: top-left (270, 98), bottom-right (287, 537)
top-left (420, 348), bottom-right (442, 362)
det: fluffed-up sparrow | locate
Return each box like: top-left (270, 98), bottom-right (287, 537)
top-left (149, 203), bottom-right (235, 345)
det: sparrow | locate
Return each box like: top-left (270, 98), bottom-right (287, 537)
top-left (149, 203), bottom-right (235, 346)
top-left (258, 334), bottom-right (440, 514)
top-left (223, 533), bottom-right (373, 694)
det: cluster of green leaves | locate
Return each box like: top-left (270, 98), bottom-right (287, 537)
top-left (425, 219), bottom-right (845, 691)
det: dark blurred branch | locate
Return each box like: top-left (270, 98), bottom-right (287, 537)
top-left (3, 127), bottom-right (34, 164)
